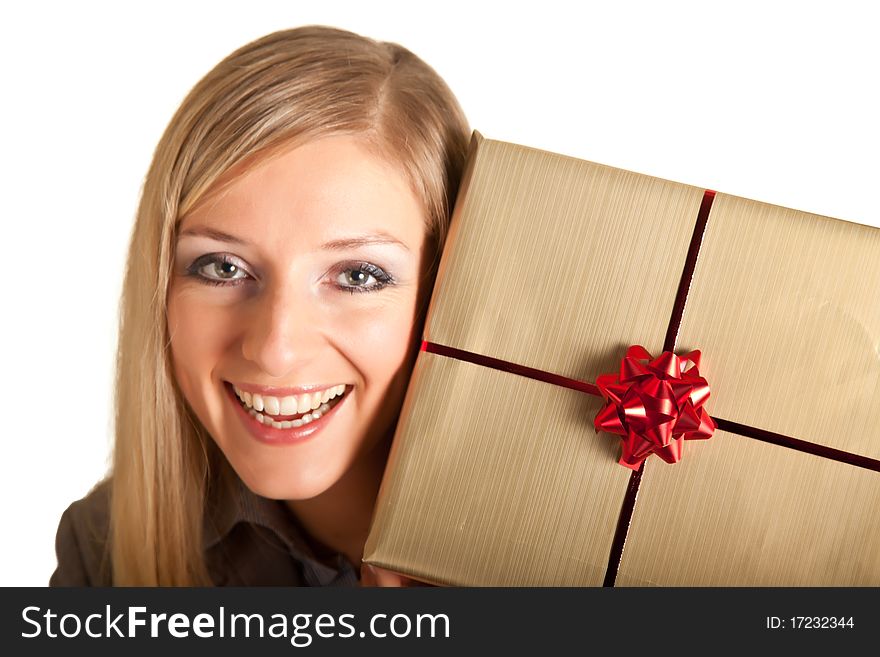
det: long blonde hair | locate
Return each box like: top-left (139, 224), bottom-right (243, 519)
top-left (110, 25), bottom-right (470, 585)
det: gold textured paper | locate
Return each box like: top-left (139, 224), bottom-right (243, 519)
top-left (677, 194), bottom-right (880, 457)
top-left (426, 134), bottom-right (706, 377)
top-left (365, 352), bottom-right (631, 586)
top-left (617, 432), bottom-right (880, 586)
top-left (364, 132), bottom-right (880, 585)
top-left (617, 192), bottom-right (880, 585)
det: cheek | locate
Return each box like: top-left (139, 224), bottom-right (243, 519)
top-left (167, 287), bottom-right (236, 399)
top-left (340, 297), bottom-right (420, 386)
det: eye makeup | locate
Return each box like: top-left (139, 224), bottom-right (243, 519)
top-left (182, 253), bottom-right (396, 294)
top-left (330, 260), bottom-right (396, 294)
top-left (184, 253), bottom-right (253, 287)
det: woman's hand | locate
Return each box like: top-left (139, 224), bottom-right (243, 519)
top-left (360, 564), bottom-right (429, 587)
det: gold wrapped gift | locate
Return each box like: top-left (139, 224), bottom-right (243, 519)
top-left (363, 132), bottom-right (880, 586)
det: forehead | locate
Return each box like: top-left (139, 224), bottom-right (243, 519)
top-left (180, 135), bottom-right (427, 247)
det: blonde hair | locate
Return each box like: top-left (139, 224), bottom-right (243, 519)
top-left (110, 25), bottom-right (470, 585)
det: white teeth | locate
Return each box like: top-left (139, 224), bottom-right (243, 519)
top-left (319, 403), bottom-right (329, 413)
top-left (247, 406), bottom-right (328, 429)
top-left (235, 384), bottom-right (348, 417)
top-left (279, 395), bottom-right (298, 415)
top-left (263, 396), bottom-right (280, 415)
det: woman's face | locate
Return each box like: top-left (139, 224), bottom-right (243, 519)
top-left (167, 135), bottom-right (429, 500)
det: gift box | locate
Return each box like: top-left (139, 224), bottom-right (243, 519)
top-left (363, 132), bottom-right (880, 586)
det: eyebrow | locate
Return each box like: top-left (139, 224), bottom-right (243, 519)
top-left (178, 226), bottom-right (249, 245)
top-left (178, 226), bottom-right (409, 252)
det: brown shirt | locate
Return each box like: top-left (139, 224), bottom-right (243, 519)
top-left (49, 477), bottom-right (360, 587)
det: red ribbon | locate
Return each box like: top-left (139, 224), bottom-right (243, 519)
top-left (594, 345), bottom-right (716, 470)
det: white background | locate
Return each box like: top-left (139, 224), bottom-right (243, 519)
top-left (2, 0), bottom-right (878, 585)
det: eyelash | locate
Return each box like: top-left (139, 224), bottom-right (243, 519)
top-left (336, 261), bottom-right (395, 294)
top-left (183, 253), bottom-right (395, 294)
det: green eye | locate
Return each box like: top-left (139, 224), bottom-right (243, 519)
top-left (335, 262), bottom-right (393, 293)
top-left (341, 269), bottom-right (373, 287)
top-left (186, 254), bottom-right (251, 286)
top-left (211, 260), bottom-right (242, 279)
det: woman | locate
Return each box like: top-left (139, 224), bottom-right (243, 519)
top-left (50, 25), bottom-right (470, 586)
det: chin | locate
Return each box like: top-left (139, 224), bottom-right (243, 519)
top-left (232, 459), bottom-right (343, 501)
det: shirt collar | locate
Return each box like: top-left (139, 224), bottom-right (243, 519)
top-left (203, 468), bottom-right (358, 586)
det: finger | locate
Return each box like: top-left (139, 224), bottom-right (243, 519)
top-left (361, 564), bottom-right (409, 587)
top-left (360, 563), bottom-right (378, 587)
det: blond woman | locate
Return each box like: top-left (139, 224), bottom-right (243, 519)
top-left (50, 25), bottom-right (469, 586)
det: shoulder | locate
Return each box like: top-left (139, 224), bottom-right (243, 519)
top-left (49, 479), bottom-right (113, 586)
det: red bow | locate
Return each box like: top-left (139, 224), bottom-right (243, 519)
top-left (594, 345), bottom-right (716, 470)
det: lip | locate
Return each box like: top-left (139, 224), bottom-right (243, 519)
top-left (224, 381), bottom-right (349, 446)
top-left (229, 381), bottom-right (346, 396)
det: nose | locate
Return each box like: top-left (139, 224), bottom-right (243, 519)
top-left (240, 283), bottom-right (319, 378)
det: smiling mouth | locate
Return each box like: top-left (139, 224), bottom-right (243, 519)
top-left (230, 384), bottom-right (350, 429)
